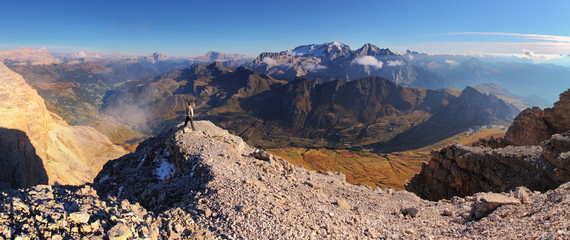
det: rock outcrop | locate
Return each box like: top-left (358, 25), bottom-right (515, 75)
top-left (405, 137), bottom-right (566, 200)
top-left (505, 89), bottom-right (570, 146)
top-left (0, 63), bottom-right (126, 188)
top-left (407, 89), bottom-right (570, 201)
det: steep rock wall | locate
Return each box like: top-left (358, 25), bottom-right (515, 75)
top-left (0, 63), bottom-right (126, 188)
top-left (505, 90), bottom-right (570, 146)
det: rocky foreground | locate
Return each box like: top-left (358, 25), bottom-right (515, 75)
top-left (1, 121), bottom-right (568, 239)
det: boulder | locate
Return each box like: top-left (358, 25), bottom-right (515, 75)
top-left (471, 193), bottom-right (520, 219)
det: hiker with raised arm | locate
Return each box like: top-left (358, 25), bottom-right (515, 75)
top-left (184, 101), bottom-right (196, 131)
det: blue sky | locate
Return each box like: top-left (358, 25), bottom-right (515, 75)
top-left (1, 0), bottom-right (569, 64)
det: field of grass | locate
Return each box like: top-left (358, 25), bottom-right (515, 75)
top-left (268, 128), bottom-right (506, 190)
top-left (416, 128), bottom-right (506, 151)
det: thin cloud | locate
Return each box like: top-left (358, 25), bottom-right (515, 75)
top-left (262, 57), bottom-right (280, 66)
top-left (451, 32), bottom-right (570, 43)
top-left (386, 60), bottom-right (403, 67)
top-left (395, 32), bottom-right (570, 65)
top-left (352, 56), bottom-right (383, 69)
top-left (262, 57), bottom-right (292, 67)
top-left (427, 62), bottom-right (441, 69)
top-left (445, 59), bottom-right (459, 67)
top-left (306, 64), bottom-right (327, 71)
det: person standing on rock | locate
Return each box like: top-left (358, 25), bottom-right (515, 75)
top-left (184, 101), bottom-right (196, 131)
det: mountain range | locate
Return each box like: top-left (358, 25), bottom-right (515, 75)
top-left (101, 62), bottom-right (519, 151)
top-left (249, 42), bottom-right (569, 105)
top-left (1, 45), bottom-right (570, 239)
top-left (249, 42), bottom-right (450, 89)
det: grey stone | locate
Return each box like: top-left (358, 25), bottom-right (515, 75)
top-left (107, 223), bottom-right (132, 240)
top-left (472, 193), bottom-right (521, 219)
top-left (69, 212), bottom-right (90, 224)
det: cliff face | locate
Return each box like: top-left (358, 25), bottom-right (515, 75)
top-left (0, 63), bottom-right (126, 188)
top-left (407, 89), bottom-right (570, 200)
top-left (505, 90), bottom-right (570, 146)
top-left (405, 138), bottom-right (566, 200)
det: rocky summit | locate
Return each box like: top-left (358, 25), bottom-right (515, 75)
top-left (0, 120), bottom-right (569, 239)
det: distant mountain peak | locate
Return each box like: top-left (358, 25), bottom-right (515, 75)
top-left (192, 51), bottom-right (253, 66)
top-left (289, 41), bottom-right (352, 60)
top-left (144, 52), bottom-right (167, 63)
top-left (355, 43), bottom-right (394, 57)
top-left (206, 61), bottom-right (232, 73)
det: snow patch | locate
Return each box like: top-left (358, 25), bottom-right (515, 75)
top-left (332, 41), bottom-right (343, 49)
top-left (98, 175), bottom-right (109, 183)
top-left (155, 157), bottom-right (175, 181)
top-left (137, 155), bottom-right (147, 168)
top-left (291, 44), bottom-right (326, 58)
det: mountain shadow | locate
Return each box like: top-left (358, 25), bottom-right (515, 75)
top-left (0, 127), bottom-right (48, 189)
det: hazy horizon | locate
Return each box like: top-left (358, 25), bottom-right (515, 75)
top-left (1, 0), bottom-right (569, 65)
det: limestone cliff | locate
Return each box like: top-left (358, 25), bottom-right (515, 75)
top-left (505, 89), bottom-right (570, 146)
top-left (407, 89), bottom-right (570, 200)
top-left (405, 138), bottom-right (565, 200)
top-left (0, 63), bottom-right (126, 188)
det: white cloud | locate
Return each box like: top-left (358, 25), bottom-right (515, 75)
top-left (386, 60), bottom-right (403, 67)
top-left (394, 32), bottom-right (570, 66)
top-left (262, 57), bottom-right (292, 67)
top-left (352, 56), bottom-right (383, 69)
top-left (306, 64), bottom-right (327, 71)
top-left (77, 51), bottom-right (89, 58)
top-left (451, 32), bottom-right (570, 43)
top-left (445, 59), bottom-right (459, 67)
top-left (522, 49), bottom-right (565, 60)
top-left (262, 57), bottom-right (280, 66)
top-left (427, 62), bottom-right (441, 69)
top-left (523, 49), bottom-right (536, 58)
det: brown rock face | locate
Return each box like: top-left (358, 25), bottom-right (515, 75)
top-left (407, 89), bottom-right (570, 201)
top-left (406, 133), bottom-right (570, 201)
top-left (0, 63), bottom-right (126, 188)
top-left (505, 90), bottom-right (570, 146)
top-left (406, 144), bottom-right (558, 200)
